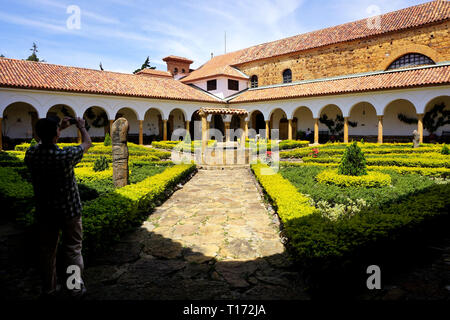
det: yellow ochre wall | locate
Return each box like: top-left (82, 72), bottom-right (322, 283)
top-left (238, 20), bottom-right (450, 87)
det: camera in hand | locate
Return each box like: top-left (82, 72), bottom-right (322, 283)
top-left (68, 118), bottom-right (77, 125)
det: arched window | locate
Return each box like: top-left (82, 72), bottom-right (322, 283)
top-left (250, 75), bottom-right (258, 88)
top-left (282, 69), bottom-right (292, 83)
top-left (174, 67), bottom-right (178, 74)
top-left (387, 53), bottom-right (435, 70)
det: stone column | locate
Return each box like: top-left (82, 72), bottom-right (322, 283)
top-left (224, 122), bottom-right (231, 142)
top-left (185, 120), bottom-right (190, 133)
top-left (109, 119), bottom-right (114, 135)
top-left (343, 116), bottom-right (349, 143)
top-left (0, 118), bottom-right (2, 150)
top-left (139, 120), bottom-right (144, 145)
top-left (314, 118), bottom-right (319, 145)
top-left (163, 119), bottom-right (168, 141)
top-left (240, 115), bottom-right (246, 143)
top-left (265, 120), bottom-right (270, 139)
top-left (288, 119), bottom-right (293, 140)
top-left (244, 120), bottom-right (249, 140)
top-left (417, 113), bottom-right (424, 144)
top-left (201, 113), bottom-right (207, 163)
top-left (112, 118), bottom-right (129, 188)
top-left (377, 116), bottom-right (383, 144)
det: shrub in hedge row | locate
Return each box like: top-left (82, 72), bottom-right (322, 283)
top-left (280, 161), bottom-right (450, 178)
top-left (0, 167), bottom-right (34, 224)
top-left (316, 169), bottom-right (391, 188)
top-left (82, 164), bottom-right (196, 254)
top-left (251, 163), bottom-right (318, 222)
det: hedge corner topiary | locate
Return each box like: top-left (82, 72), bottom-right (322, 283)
top-left (93, 155), bottom-right (109, 172)
top-left (442, 144), bottom-right (450, 155)
top-left (104, 133), bottom-right (112, 146)
top-left (338, 141), bottom-right (367, 176)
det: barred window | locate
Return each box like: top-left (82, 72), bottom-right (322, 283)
top-left (282, 69), bottom-right (292, 83)
top-left (387, 53), bottom-right (435, 70)
top-left (250, 75), bottom-right (258, 88)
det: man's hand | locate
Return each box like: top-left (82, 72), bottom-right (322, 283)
top-left (76, 117), bottom-right (86, 129)
top-left (60, 117), bottom-right (72, 130)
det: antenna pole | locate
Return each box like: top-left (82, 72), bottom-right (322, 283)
top-left (224, 31), bottom-right (227, 54)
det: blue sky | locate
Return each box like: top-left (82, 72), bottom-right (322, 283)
top-left (0, 0), bottom-right (428, 73)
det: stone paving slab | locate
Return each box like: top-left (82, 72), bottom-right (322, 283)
top-left (84, 168), bottom-right (309, 300)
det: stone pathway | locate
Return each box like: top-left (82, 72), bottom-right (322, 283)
top-left (83, 168), bottom-right (309, 300)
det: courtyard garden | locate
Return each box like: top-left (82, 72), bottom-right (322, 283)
top-left (252, 141), bottom-right (450, 294)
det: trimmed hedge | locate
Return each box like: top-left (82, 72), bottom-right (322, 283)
top-left (251, 163), bottom-right (318, 222)
top-left (82, 164), bottom-right (196, 253)
top-left (280, 161), bottom-right (450, 178)
top-left (0, 167), bottom-right (34, 224)
top-left (316, 169), bottom-right (391, 188)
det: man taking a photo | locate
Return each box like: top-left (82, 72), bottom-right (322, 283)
top-left (25, 115), bottom-right (92, 299)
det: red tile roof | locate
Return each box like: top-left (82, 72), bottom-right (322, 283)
top-left (181, 51), bottom-right (249, 83)
top-left (0, 58), bottom-right (218, 102)
top-left (135, 68), bottom-right (172, 78)
top-left (228, 64), bottom-right (450, 103)
top-left (183, 0), bottom-right (450, 82)
top-left (199, 107), bottom-right (248, 115)
top-left (162, 55), bottom-right (193, 64)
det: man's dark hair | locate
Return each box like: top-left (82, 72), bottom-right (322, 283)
top-left (36, 116), bottom-right (60, 143)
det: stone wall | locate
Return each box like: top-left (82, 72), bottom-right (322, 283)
top-left (238, 21), bottom-right (450, 87)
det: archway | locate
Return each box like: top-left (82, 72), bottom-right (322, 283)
top-left (292, 106), bottom-right (314, 141)
top-left (383, 99), bottom-right (417, 142)
top-left (2, 102), bottom-right (38, 148)
top-left (249, 110), bottom-right (265, 138)
top-left (269, 108), bottom-right (288, 140)
top-left (82, 106), bottom-right (109, 140)
top-left (115, 107), bottom-right (139, 143)
top-left (168, 109), bottom-right (186, 140)
top-left (144, 108), bottom-right (163, 142)
top-left (423, 96), bottom-right (450, 140)
top-left (348, 102), bottom-right (378, 142)
top-left (47, 104), bottom-right (78, 141)
top-left (319, 104), bottom-right (343, 142)
top-left (190, 110), bottom-right (201, 140)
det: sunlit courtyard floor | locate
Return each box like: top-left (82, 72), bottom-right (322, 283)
top-left (83, 169), bottom-right (309, 300)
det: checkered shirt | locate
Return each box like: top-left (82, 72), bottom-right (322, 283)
top-left (25, 144), bottom-right (84, 218)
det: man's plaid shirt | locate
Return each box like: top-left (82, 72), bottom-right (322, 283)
top-left (25, 144), bottom-right (84, 218)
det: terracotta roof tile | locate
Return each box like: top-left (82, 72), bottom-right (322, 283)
top-left (162, 55), bottom-right (193, 63)
top-left (183, 0), bottom-right (450, 82)
top-left (200, 107), bottom-right (248, 115)
top-left (229, 64), bottom-right (450, 103)
top-left (181, 51), bottom-right (250, 82)
top-left (0, 58), bottom-right (218, 102)
top-left (135, 68), bottom-right (172, 78)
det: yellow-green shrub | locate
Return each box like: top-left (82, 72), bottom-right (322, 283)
top-left (316, 169), bottom-right (391, 188)
top-left (251, 163), bottom-right (318, 222)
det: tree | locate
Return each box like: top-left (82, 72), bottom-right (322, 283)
top-left (26, 43), bottom-right (45, 62)
top-left (338, 142), bottom-right (367, 176)
top-left (133, 56), bottom-right (156, 74)
top-left (0, 54), bottom-right (4, 58)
